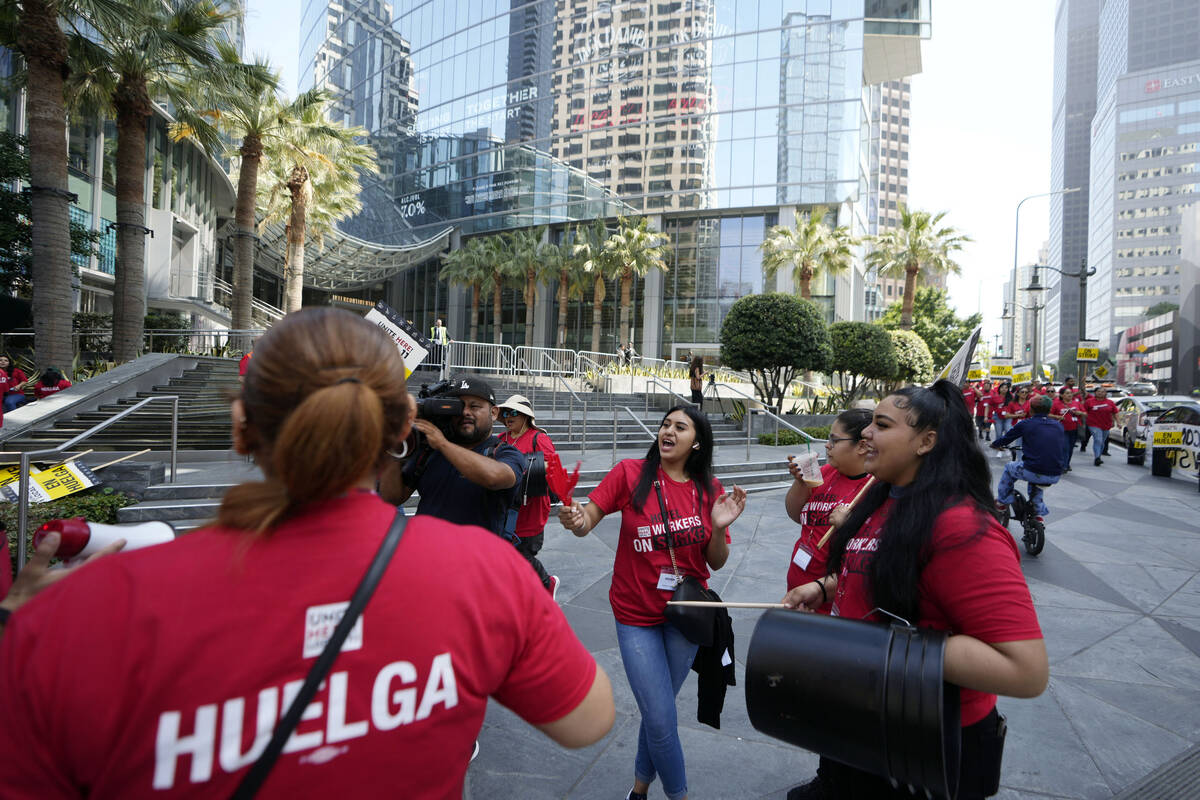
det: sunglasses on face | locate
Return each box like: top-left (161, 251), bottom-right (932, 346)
top-left (500, 409), bottom-right (521, 419)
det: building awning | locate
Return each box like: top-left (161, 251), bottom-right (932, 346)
top-left (251, 222), bottom-right (453, 291)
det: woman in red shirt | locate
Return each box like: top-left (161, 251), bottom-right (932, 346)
top-left (0, 355), bottom-right (30, 412)
top-left (783, 381), bottom-right (1047, 800)
top-left (783, 408), bottom-right (872, 605)
top-left (497, 393), bottom-right (560, 597)
top-left (1051, 386), bottom-right (1086, 471)
top-left (559, 405), bottom-right (746, 800)
top-left (31, 367), bottom-right (71, 399)
top-left (0, 309), bottom-right (615, 798)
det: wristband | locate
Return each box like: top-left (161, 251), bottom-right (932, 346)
top-left (815, 579), bottom-right (827, 605)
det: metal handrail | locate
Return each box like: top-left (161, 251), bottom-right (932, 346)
top-left (13, 394), bottom-right (180, 569)
top-left (715, 381), bottom-right (819, 442)
top-left (644, 377), bottom-right (696, 415)
top-left (614, 406), bottom-right (656, 465)
top-left (552, 374), bottom-right (588, 453)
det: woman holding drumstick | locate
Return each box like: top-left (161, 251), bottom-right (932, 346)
top-left (782, 409), bottom-right (872, 612)
top-left (782, 381), bottom-right (1047, 800)
top-left (559, 405), bottom-right (746, 800)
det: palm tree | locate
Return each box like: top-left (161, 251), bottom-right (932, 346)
top-left (543, 236), bottom-right (585, 348)
top-left (4, 0), bottom-right (125, 366)
top-left (480, 234), bottom-right (518, 345)
top-left (176, 45), bottom-right (334, 337)
top-left (505, 227), bottom-right (544, 348)
top-left (603, 216), bottom-right (669, 347)
top-left (570, 219), bottom-right (613, 353)
top-left (760, 205), bottom-right (858, 300)
top-left (257, 100), bottom-right (377, 312)
top-left (865, 206), bottom-right (972, 329)
top-left (66, 0), bottom-right (256, 363)
top-left (439, 238), bottom-right (488, 342)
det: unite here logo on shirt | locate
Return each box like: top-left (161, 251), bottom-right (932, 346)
top-left (150, 604), bottom-right (461, 790)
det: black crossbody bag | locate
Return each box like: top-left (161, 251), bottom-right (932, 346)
top-left (229, 508), bottom-right (409, 799)
top-left (655, 479), bottom-right (718, 647)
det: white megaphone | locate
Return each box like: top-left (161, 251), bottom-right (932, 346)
top-left (32, 517), bottom-right (176, 562)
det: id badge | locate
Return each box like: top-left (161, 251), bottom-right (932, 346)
top-left (657, 572), bottom-right (680, 591)
top-left (792, 544), bottom-right (813, 571)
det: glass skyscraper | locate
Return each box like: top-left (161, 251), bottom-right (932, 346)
top-left (299, 0), bottom-right (928, 356)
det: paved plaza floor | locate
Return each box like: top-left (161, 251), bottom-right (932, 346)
top-left (464, 445), bottom-right (1200, 799)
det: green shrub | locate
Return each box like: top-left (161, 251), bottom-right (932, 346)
top-left (3, 487), bottom-right (135, 582)
top-left (757, 426), bottom-right (830, 446)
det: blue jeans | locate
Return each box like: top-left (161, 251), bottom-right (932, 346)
top-left (997, 461), bottom-right (1060, 517)
top-left (1089, 426), bottom-right (1109, 460)
top-left (2, 394), bottom-right (25, 413)
top-left (994, 417), bottom-right (1012, 439)
top-left (1062, 428), bottom-right (1076, 468)
top-left (615, 620), bottom-right (698, 800)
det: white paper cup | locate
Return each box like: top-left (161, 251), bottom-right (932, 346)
top-left (795, 451), bottom-right (822, 485)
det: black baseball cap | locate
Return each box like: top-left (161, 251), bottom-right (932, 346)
top-left (446, 375), bottom-right (496, 404)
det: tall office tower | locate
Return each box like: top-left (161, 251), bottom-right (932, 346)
top-left (299, 0), bottom-right (929, 355)
top-left (1086, 0), bottom-right (1200, 350)
top-left (1044, 0), bottom-right (1099, 367)
top-left (864, 78), bottom-right (914, 320)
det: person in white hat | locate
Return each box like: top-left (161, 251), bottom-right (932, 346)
top-left (497, 394), bottom-right (561, 600)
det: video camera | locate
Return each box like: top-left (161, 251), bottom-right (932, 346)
top-left (399, 379), bottom-right (466, 458)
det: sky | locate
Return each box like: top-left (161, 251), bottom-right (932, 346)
top-left (244, 1), bottom-right (1058, 345)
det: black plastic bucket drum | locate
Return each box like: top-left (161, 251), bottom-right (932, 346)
top-left (745, 609), bottom-right (961, 799)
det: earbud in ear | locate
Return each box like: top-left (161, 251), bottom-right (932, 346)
top-left (692, 443), bottom-right (700, 450)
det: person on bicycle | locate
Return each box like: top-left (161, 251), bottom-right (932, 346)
top-left (990, 394), bottom-right (1065, 520)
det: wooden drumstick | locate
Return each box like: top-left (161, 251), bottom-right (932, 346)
top-left (816, 475), bottom-right (876, 549)
top-left (666, 601), bottom-right (787, 609)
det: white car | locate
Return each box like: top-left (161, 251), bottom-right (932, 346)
top-left (1115, 395), bottom-right (1195, 458)
top-left (1147, 403), bottom-right (1200, 487)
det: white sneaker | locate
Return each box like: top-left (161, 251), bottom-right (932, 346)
top-left (548, 575), bottom-right (561, 602)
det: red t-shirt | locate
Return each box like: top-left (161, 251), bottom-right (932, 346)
top-left (831, 498), bottom-right (1042, 726)
top-left (1084, 397), bottom-right (1118, 430)
top-left (1003, 400), bottom-right (1027, 421)
top-left (1052, 398), bottom-right (1083, 432)
top-left (33, 379), bottom-right (71, 399)
top-left (787, 463), bottom-right (871, 593)
top-left (497, 428), bottom-right (557, 538)
top-left (0, 493), bottom-right (596, 798)
top-left (1, 368), bottom-right (27, 396)
top-left (589, 459), bottom-right (729, 627)
top-left (961, 389), bottom-right (976, 414)
top-left (238, 352), bottom-right (253, 376)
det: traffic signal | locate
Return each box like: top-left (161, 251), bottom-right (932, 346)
top-left (1025, 342), bottom-right (1031, 353)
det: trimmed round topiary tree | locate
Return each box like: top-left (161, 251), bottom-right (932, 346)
top-left (719, 292), bottom-right (831, 411)
top-left (889, 328), bottom-right (934, 387)
top-left (828, 321), bottom-right (897, 405)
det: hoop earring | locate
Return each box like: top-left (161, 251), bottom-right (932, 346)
top-left (692, 443), bottom-right (700, 450)
top-left (387, 440), bottom-right (409, 460)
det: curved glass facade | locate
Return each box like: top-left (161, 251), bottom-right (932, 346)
top-left (300, 0), bottom-right (925, 353)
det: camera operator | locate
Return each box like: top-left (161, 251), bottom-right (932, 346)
top-left (380, 376), bottom-right (526, 537)
top-left (496, 394), bottom-right (560, 599)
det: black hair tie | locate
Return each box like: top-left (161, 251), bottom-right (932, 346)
top-left (336, 376), bottom-right (362, 385)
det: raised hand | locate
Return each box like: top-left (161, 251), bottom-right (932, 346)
top-left (711, 485), bottom-right (747, 530)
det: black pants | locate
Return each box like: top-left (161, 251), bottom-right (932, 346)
top-left (516, 531), bottom-right (551, 590)
top-left (816, 707), bottom-right (1005, 799)
top-left (691, 388), bottom-right (703, 404)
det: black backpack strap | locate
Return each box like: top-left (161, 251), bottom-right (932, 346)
top-left (230, 508), bottom-right (408, 799)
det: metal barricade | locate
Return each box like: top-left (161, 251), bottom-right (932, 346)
top-left (444, 341), bottom-right (516, 377)
top-left (515, 346), bottom-right (576, 377)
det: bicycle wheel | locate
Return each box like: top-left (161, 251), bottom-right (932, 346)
top-left (1023, 518), bottom-right (1045, 556)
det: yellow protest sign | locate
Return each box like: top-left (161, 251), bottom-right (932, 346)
top-left (1012, 365), bottom-right (1033, 384)
top-left (1093, 364), bottom-right (1110, 378)
top-left (1076, 340), bottom-right (1100, 362)
top-left (0, 461), bottom-right (98, 504)
top-left (1153, 430), bottom-right (1183, 446)
top-left (990, 360), bottom-right (1013, 378)
top-left (967, 363), bottom-right (987, 380)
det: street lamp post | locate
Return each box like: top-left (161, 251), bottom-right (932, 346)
top-left (1033, 257), bottom-right (1097, 384)
top-left (1003, 294), bottom-right (1045, 383)
top-left (1011, 188), bottom-right (1081, 357)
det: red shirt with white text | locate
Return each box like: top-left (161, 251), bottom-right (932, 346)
top-left (589, 459), bottom-right (729, 626)
top-left (0, 493), bottom-right (595, 799)
top-left (1084, 397), bottom-right (1118, 430)
top-left (787, 463), bottom-right (870, 592)
top-left (831, 498), bottom-right (1042, 726)
top-left (33, 378), bottom-right (71, 399)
